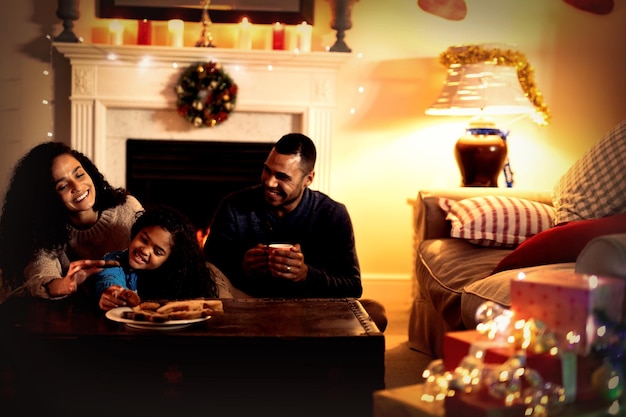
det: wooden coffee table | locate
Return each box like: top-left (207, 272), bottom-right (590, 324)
top-left (0, 297), bottom-right (384, 417)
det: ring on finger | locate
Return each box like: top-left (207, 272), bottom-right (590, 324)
top-left (286, 265), bottom-right (291, 272)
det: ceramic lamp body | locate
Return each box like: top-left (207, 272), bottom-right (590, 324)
top-left (455, 130), bottom-right (507, 187)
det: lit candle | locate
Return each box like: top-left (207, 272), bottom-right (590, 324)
top-left (272, 22), bottom-right (285, 50)
top-left (238, 17), bottom-right (252, 50)
top-left (109, 19), bottom-right (124, 46)
top-left (167, 19), bottom-right (184, 47)
top-left (137, 19), bottom-right (151, 45)
top-left (296, 21), bottom-right (312, 53)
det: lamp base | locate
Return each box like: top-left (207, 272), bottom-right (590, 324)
top-left (454, 132), bottom-right (507, 187)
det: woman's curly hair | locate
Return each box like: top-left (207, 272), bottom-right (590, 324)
top-left (0, 141), bottom-right (129, 288)
top-left (133, 205), bottom-right (218, 300)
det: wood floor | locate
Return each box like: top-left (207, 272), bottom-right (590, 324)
top-left (362, 279), bottom-right (434, 389)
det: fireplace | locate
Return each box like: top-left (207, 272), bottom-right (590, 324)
top-left (54, 43), bottom-right (350, 215)
top-left (126, 139), bottom-right (274, 230)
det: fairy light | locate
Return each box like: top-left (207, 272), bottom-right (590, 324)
top-left (44, 35), bottom-right (54, 139)
top-left (349, 52), bottom-right (365, 116)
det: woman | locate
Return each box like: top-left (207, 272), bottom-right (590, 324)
top-left (0, 141), bottom-right (143, 302)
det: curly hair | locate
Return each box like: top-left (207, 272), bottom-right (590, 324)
top-left (0, 141), bottom-right (129, 288)
top-left (133, 205), bottom-right (218, 300)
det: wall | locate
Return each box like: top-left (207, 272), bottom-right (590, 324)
top-left (1, 0), bottom-right (625, 284)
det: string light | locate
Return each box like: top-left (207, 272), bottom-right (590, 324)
top-left (44, 35), bottom-right (54, 139)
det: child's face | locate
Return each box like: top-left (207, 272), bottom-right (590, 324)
top-left (128, 225), bottom-right (173, 270)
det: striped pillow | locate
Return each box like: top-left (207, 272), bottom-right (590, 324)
top-left (440, 196), bottom-right (555, 248)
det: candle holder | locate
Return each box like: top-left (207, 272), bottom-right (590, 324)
top-left (195, 0), bottom-right (216, 47)
top-left (327, 0), bottom-right (358, 53)
top-left (54, 0), bottom-right (81, 43)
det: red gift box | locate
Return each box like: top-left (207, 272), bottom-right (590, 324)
top-left (510, 270), bottom-right (624, 354)
top-left (443, 330), bottom-right (602, 402)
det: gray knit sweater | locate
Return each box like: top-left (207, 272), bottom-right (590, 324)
top-left (22, 195), bottom-right (143, 299)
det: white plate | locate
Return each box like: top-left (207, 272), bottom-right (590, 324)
top-left (105, 306), bottom-right (211, 330)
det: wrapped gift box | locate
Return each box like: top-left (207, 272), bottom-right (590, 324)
top-left (445, 388), bottom-right (610, 417)
top-left (445, 390), bottom-right (526, 417)
top-left (443, 330), bottom-right (603, 402)
top-left (510, 270), bottom-right (625, 354)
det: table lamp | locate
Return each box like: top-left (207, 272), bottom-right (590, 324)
top-left (426, 44), bottom-right (550, 187)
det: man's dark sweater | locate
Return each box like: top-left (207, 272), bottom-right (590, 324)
top-left (204, 185), bottom-right (362, 298)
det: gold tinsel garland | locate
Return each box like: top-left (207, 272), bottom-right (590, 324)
top-left (440, 45), bottom-right (550, 125)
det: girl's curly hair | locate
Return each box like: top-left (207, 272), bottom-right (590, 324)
top-left (133, 205), bottom-right (218, 300)
top-left (0, 141), bottom-right (129, 288)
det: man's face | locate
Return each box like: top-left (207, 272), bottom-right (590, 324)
top-left (261, 149), bottom-right (314, 216)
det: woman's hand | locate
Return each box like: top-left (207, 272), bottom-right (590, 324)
top-left (45, 259), bottom-right (108, 297)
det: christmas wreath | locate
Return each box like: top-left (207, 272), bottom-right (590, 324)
top-left (175, 61), bottom-right (238, 127)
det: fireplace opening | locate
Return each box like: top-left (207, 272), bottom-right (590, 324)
top-left (126, 139), bottom-right (274, 234)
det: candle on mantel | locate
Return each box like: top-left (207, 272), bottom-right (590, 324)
top-left (137, 19), bottom-right (151, 45)
top-left (272, 22), bottom-right (285, 50)
top-left (168, 19), bottom-right (184, 47)
top-left (238, 17), bottom-right (252, 49)
top-left (296, 21), bottom-right (312, 53)
top-left (109, 19), bottom-right (124, 46)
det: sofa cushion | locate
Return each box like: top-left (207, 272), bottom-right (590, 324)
top-left (418, 238), bottom-right (512, 328)
top-left (492, 212), bottom-right (626, 274)
top-left (440, 196), bottom-right (554, 248)
top-left (461, 263), bottom-right (576, 329)
top-left (552, 119), bottom-right (626, 224)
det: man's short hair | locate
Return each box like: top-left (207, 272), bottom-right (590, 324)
top-left (274, 133), bottom-right (316, 173)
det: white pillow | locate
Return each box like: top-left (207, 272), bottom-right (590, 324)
top-left (553, 119), bottom-right (626, 224)
top-left (440, 196), bottom-right (555, 248)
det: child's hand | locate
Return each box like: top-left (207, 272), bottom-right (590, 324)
top-left (99, 285), bottom-right (139, 311)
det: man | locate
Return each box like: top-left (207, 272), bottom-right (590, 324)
top-left (203, 133), bottom-right (387, 331)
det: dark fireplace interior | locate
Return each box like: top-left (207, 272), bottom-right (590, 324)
top-left (126, 139), bottom-right (274, 232)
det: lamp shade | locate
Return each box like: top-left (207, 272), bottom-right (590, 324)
top-left (426, 45), bottom-right (535, 117)
top-left (425, 44), bottom-right (550, 188)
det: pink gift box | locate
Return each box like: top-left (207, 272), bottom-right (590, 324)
top-left (510, 270), bottom-right (624, 354)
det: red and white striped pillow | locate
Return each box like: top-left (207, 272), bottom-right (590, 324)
top-left (439, 196), bottom-right (555, 248)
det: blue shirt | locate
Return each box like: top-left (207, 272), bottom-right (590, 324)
top-left (92, 250), bottom-right (139, 300)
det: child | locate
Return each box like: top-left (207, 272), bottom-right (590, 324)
top-left (93, 205), bottom-right (222, 311)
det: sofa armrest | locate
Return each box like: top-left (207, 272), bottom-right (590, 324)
top-left (411, 188), bottom-right (554, 243)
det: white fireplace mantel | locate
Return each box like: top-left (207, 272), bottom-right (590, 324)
top-left (54, 43), bottom-right (351, 193)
